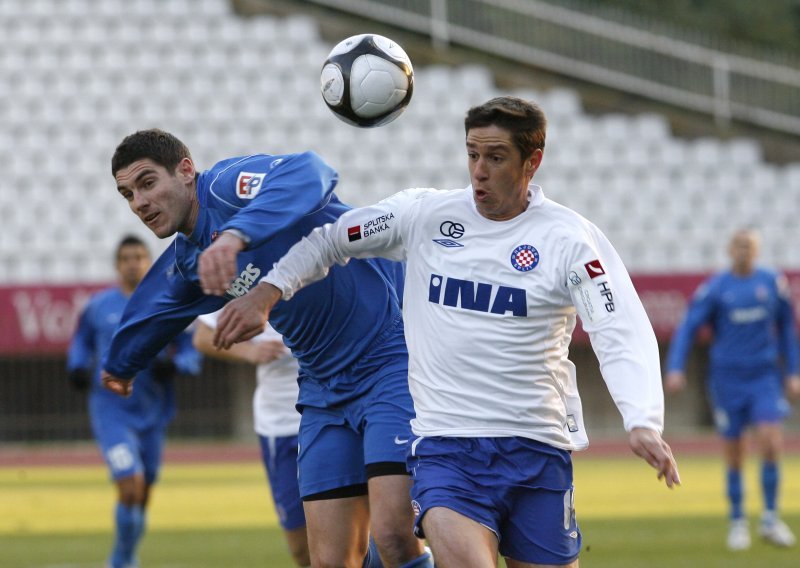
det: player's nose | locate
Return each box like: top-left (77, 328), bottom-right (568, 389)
top-left (472, 157), bottom-right (490, 179)
top-left (131, 191), bottom-right (149, 212)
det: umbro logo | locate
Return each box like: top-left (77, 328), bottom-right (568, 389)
top-left (433, 239), bottom-right (463, 248)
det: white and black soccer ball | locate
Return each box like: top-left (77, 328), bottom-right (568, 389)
top-left (320, 34), bottom-right (414, 128)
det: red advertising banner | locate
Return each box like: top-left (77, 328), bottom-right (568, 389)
top-left (1, 272), bottom-right (800, 354)
top-left (0, 283), bottom-right (109, 355)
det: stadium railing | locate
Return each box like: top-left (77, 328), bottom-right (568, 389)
top-left (298, 0), bottom-right (800, 136)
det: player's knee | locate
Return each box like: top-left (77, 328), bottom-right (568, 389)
top-left (290, 549), bottom-right (310, 567)
top-left (288, 539), bottom-right (310, 567)
top-left (311, 543), bottom-right (365, 568)
top-left (116, 475), bottom-right (146, 506)
top-left (371, 522), bottom-right (422, 564)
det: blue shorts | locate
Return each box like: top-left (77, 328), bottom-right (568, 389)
top-left (709, 368), bottom-right (789, 438)
top-left (296, 327), bottom-right (414, 497)
top-left (90, 410), bottom-right (166, 485)
top-left (408, 436), bottom-right (581, 566)
top-left (259, 435), bottom-right (305, 531)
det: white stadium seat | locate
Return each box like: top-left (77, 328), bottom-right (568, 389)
top-left (0, 0), bottom-right (798, 284)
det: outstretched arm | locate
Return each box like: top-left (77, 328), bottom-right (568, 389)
top-left (194, 316), bottom-right (285, 364)
top-left (102, 245), bottom-right (225, 397)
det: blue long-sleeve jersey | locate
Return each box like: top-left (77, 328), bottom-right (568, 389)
top-left (103, 151), bottom-right (404, 385)
top-left (68, 287), bottom-right (202, 430)
top-left (666, 268), bottom-right (799, 375)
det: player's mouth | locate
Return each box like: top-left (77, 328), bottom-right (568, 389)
top-left (474, 188), bottom-right (490, 202)
top-left (143, 212), bottom-right (160, 226)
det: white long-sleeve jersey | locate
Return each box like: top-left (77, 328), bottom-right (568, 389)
top-left (264, 184), bottom-right (664, 450)
top-left (199, 311), bottom-right (300, 438)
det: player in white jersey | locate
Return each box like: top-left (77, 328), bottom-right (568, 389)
top-left (192, 311), bottom-right (309, 567)
top-left (208, 96), bottom-right (680, 567)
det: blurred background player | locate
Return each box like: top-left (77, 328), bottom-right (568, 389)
top-left (66, 235), bottom-right (202, 568)
top-left (104, 130), bottom-right (428, 568)
top-left (666, 228), bottom-right (800, 550)
top-left (192, 310), bottom-right (310, 567)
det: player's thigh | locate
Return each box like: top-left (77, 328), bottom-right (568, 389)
top-left (259, 434), bottom-right (306, 531)
top-left (500, 485), bottom-right (581, 567)
top-left (360, 368), bottom-right (415, 467)
top-left (303, 495), bottom-right (370, 567)
top-left (421, 506), bottom-right (499, 568)
top-left (750, 375), bottom-right (790, 426)
top-left (90, 413), bottom-right (144, 482)
top-left (138, 425), bottom-right (167, 486)
top-left (297, 407), bottom-right (367, 498)
top-left (367, 473), bottom-right (413, 522)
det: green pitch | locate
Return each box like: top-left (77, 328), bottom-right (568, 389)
top-left (2, 454), bottom-right (799, 567)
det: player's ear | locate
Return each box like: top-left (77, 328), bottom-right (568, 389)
top-left (175, 157), bottom-right (196, 184)
top-left (525, 148), bottom-right (543, 177)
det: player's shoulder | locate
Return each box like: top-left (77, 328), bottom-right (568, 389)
top-left (703, 271), bottom-right (731, 295)
top-left (385, 186), bottom-right (465, 212)
top-left (91, 286), bottom-right (123, 305)
top-left (536, 193), bottom-right (599, 242)
top-left (754, 266), bottom-right (781, 280)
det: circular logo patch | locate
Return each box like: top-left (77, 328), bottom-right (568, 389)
top-left (510, 244), bottom-right (539, 272)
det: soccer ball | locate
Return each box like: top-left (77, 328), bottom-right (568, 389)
top-left (320, 34), bottom-right (414, 128)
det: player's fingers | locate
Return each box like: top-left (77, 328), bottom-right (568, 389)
top-left (200, 251), bottom-right (228, 296)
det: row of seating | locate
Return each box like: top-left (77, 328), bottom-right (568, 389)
top-left (0, 0), bottom-right (798, 284)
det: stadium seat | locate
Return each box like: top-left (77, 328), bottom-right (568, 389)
top-left (1, 0), bottom-right (798, 283)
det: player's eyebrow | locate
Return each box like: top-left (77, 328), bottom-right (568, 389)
top-left (117, 168), bottom-right (157, 192)
top-left (466, 141), bottom-right (512, 152)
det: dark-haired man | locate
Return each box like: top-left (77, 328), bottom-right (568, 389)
top-left (102, 130), bottom-right (429, 568)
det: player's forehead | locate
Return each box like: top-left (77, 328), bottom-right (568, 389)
top-left (466, 125), bottom-right (514, 152)
top-left (117, 244), bottom-right (149, 261)
top-left (730, 230), bottom-right (758, 247)
top-left (115, 158), bottom-right (167, 187)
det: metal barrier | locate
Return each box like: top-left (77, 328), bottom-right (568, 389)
top-left (304, 0), bottom-right (800, 135)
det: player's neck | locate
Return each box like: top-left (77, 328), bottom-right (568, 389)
top-left (120, 282), bottom-right (138, 296)
top-left (180, 194), bottom-right (201, 237)
top-left (731, 265), bottom-right (754, 276)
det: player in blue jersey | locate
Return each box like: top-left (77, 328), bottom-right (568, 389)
top-left (102, 129), bottom-right (430, 568)
top-left (67, 235), bottom-right (202, 568)
top-left (666, 228), bottom-right (800, 550)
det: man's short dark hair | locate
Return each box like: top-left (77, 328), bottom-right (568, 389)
top-left (464, 96), bottom-right (546, 160)
top-left (115, 234), bottom-right (149, 260)
top-left (111, 129), bottom-right (192, 177)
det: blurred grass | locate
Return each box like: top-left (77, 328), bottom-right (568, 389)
top-left (1, 454), bottom-right (799, 567)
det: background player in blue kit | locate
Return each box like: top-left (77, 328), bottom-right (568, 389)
top-left (67, 235), bottom-right (202, 568)
top-left (666, 228), bottom-right (800, 550)
top-left (102, 129), bottom-right (430, 568)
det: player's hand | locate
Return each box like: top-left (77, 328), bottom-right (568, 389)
top-left (214, 282), bottom-right (282, 350)
top-left (67, 369), bottom-right (92, 392)
top-left (101, 370), bottom-right (134, 398)
top-left (664, 371), bottom-right (687, 394)
top-left (785, 374), bottom-right (800, 403)
top-left (199, 232), bottom-right (246, 296)
top-left (628, 427), bottom-right (681, 488)
top-left (246, 340), bottom-right (287, 365)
